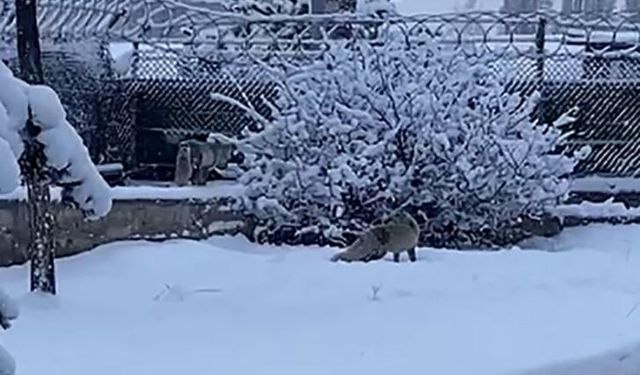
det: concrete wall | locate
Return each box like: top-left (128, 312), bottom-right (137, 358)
top-left (0, 198), bottom-right (247, 267)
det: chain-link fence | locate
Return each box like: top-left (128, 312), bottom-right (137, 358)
top-left (2, 1), bottom-right (640, 178)
top-left (114, 50), bottom-right (278, 176)
top-left (0, 39), bottom-right (113, 159)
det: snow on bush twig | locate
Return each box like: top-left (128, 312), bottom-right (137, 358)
top-left (234, 20), bottom-right (588, 248)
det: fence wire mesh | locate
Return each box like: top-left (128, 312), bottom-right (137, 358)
top-left (0, 40), bottom-right (112, 159)
top-left (2, 1), bottom-right (640, 176)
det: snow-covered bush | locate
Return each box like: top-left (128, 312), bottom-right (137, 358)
top-left (0, 60), bottom-right (112, 219)
top-left (0, 289), bottom-right (18, 375)
top-left (225, 0), bottom-right (309, 16)
top-left (223, 0), bottom-right (309, 42)
top-left (235, 24), bottom-right (588, 248)
top-left (356, 0), bottom-right (397, 17)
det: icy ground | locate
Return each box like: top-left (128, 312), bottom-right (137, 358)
top-left (2, 225), bottom-right (640, 375)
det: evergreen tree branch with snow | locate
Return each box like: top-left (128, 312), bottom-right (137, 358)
top-left (235, 22), bottom-right (589, 248)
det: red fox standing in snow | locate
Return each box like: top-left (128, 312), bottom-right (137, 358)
top-left (330, 210), bottom-right (420, 263)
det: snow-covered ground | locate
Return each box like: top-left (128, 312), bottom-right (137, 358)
top-left (1, 224), bottom-right (640, 374)
top-left (0, 180), bottom-right (245, 201)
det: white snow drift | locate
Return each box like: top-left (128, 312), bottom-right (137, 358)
top-left (2, 224), bottom-right (640, 375)
top-left (0, 289), bottom-right (18, 375)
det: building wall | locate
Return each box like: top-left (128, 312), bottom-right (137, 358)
top-left (561, 0), bottom-right (616, 14)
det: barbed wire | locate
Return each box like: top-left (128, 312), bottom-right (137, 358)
top-left (2, 1), bottom-right (640, 60)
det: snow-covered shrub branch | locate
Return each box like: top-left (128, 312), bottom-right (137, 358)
top-left (235, 24), bottom-right (589, 248)
top-left (0, 61), bottom-right (112, 219)
top-left (222, 0), bottom-right (310, 44)
top-left (225, 0), bottom-right (310, 16)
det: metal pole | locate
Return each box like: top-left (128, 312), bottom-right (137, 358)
top-left (535, 16), bottom-right (547, 125)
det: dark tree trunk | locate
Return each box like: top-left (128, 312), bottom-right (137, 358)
top-left (15, 0), bottom-right (56, 295)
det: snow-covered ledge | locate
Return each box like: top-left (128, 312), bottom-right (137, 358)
top-left (551, 199), bottom-right (640, 226)
top-left (0, 183), bottom-right (248, 266)
top-left (0, 181), bottom-right (245, 202)
top-left (570, 176), bottom-right (640, 194)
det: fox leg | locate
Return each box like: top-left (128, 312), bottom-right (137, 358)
top-left (393, 252), bottom-right (400, 263)
top-left (407, 247), bottom-right (417, 262)
top-left (193, 167), bottom-right (208, 185)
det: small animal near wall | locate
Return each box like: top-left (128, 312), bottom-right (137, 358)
top-left (331, 211), bottom-right (420, 263)
top-left (174, 133), bottom-right (237, 186)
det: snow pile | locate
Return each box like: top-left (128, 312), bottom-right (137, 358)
top-left (0, 290), bottom-right (18, 327)
top-left (0, 64), bottom-right (27, 194)
top-left (0, 139), bottom-right (20, 195)
top-left (519, 340), bottom-right (640, 375)
top-left (111, 46), bottom-right (135, 77)
top-left (0, 181), bottom-right (245, 202)
top-left (1, 225), bottom-right (640, 374)
top-left (0, 345), bottom-right (14, 375)
top-left (0, 61), bottom-right (112, 219)
top-left (552, 198), bottom-right (640, 219)
top-left (0, 289), bottom-right (18, 375)
top-left (570, 176), bottom-right (640, 193)
top-left (236, 23), bottom-right (588, 248)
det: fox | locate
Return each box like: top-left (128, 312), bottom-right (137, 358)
top-left (174, 133), bottom-right (236, 186)
top-left (174, 142), bottom-right (193, 187)
top-left (330, 210), bottom-right (420, 263)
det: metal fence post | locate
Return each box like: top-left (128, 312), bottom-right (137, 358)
top-left (132, 42), bottom-right (140, 79)
top-left (127, 92), bottom-right (139, 170)
top-left (535, 16), bottom-right (547, 125)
